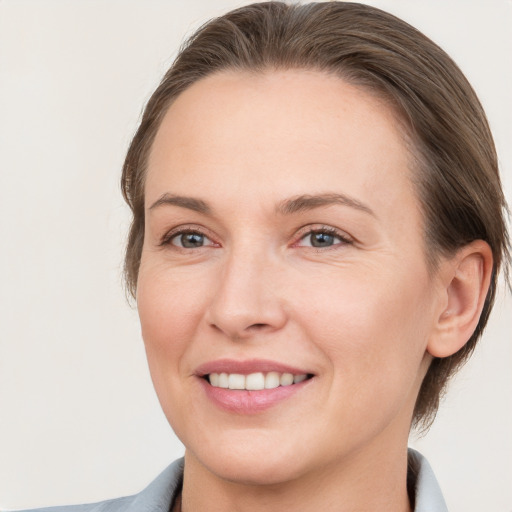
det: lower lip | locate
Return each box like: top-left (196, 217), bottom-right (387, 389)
top-left (199, 378), bottom-right (311, 414)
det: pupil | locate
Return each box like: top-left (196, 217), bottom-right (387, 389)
top-left (311, 232), bottom-right (334, 247)
top-left (182, 233), bottom-right (204, 248)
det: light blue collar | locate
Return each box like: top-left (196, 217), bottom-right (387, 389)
top-left (408, 448), bottom-right (448, 511)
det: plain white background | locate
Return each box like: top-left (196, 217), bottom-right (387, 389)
top-left (0, 1), bottom-right (510, 510)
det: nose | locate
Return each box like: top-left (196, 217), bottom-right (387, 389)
top-left (205, 247), bottom-right (287, 341)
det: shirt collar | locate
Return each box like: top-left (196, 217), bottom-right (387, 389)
top-left (408, 448), bottom-right (448, 512)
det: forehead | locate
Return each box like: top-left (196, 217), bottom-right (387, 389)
top-left (146, 69), bottom-right (419, 225)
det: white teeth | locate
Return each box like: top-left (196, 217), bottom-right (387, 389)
top-left (265, 371), bottom-right (281, 389)
top-left (209, 373), bottom-right (220, 386)
top-left (218, 372), bottom-right (229, 388)
top-left (280, 373), bottom-right (294, 386)
top-left (246, 372), bottom-right (265, 390)
top-left (208, 372), bottom-right (310, 390)
top-left (228, 373), bottom-right (245, 390)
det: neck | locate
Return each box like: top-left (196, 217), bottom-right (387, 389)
top-left (180, 442), bottom-right (412, 512)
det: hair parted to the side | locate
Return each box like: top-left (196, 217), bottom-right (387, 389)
top-left (121, 1), bottom-right (510, 430)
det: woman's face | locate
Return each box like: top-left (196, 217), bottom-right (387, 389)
top-left (137, 70), bottom-right (442, 484)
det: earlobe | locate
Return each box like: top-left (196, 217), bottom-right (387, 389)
top-left (427, 240), bottom-right (493, 358)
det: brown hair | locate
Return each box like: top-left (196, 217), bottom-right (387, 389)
top-left (121, 1), bottom-right (510, 429)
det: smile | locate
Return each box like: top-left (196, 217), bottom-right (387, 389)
top-left (196, 359), bottom-right (314, 413)
top-left (208, 372), bottom-right (309, 390)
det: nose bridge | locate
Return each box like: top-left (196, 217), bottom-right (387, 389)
top-left (207, 241), bottom-right (286, 339)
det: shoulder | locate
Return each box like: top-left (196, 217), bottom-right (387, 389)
top-left (12, 459), bottom-right (184, 512)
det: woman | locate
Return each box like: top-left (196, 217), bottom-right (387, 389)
top-left (9, 2), bottom-right (509, 511)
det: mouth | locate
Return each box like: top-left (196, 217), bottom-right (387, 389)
top-left (206, 371), bottom-right (312, 390)
top-left (195, 359), bottom-right (315, 413)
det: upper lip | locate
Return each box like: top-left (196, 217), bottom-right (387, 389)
top-left (195, 359), bottom-right (312, 377)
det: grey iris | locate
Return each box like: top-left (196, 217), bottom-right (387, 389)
top-left (310, 232), bottom-right (334, 247)
top-left (181, 233), bottom-right (204, 248)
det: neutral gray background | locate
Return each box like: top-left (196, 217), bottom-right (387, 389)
top-left (1, 1), bottom-right (510, 511)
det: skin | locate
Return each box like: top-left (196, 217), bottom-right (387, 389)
top-left (136, 70), bottom-right (491, 511)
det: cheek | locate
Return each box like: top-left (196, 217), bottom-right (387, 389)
top-left (138, 262), bottom-right (206, 343)
top-left (136, 262), bottom-right (212, 394)
top-left (297, 261), bottom-right (432, 343)
top-left (135, 262), bottom-right (217, 435)
top-left (296, 264), bottom-right (434, 411)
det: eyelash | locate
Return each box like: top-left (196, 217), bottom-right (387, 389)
top-left (159, 226), bottom-right (215, 248)
top-left (294, 225), bottom-right (353, 249)
top-left (159, 225), bottom-right (353, 250)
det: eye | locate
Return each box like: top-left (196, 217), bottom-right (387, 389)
top-left (296, 228), bottom-right (351, 248)
top-left (168, 230), bottom-right (215, 248)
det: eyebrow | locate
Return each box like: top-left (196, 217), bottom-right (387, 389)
top-left (149, 193), bottom-right (211, 214)
top-left (148, 192), bottom-right (375, 217)
top-left (276, 193), bottom-right (375, 217)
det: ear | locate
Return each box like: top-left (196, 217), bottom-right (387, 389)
top-left (427, 240), bottom-right (493, 358)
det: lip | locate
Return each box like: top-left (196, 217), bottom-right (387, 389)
top-left (195, 359), bottom-right (314, 414)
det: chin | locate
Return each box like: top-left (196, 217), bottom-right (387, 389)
top-left (192, 447), bottom-right (309, 486)
top-left (178, 422), bottom-right (317, 486)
